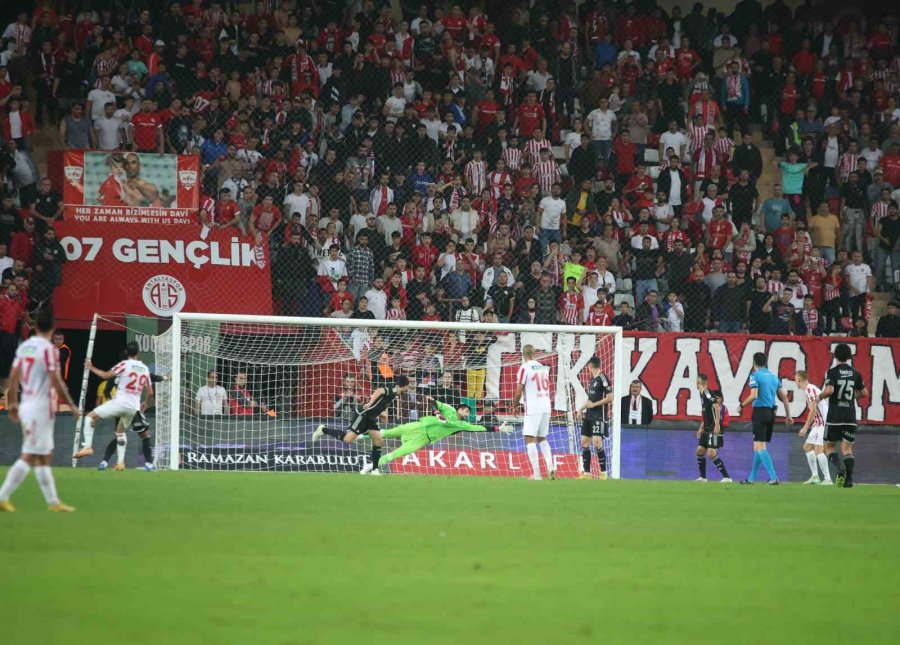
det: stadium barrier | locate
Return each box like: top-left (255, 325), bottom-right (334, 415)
top-left (2, 415), bottom-right (897, 484)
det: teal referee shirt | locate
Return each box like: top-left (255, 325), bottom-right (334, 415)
top-left (749, 367), bottom-right (779, 408)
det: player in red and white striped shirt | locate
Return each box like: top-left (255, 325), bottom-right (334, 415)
top-left (533, 148), bottom-right (561, 195)
top-left (464, 151), bottom-right (487, 196)
top-left (794, 371), bottom-right (832, 485)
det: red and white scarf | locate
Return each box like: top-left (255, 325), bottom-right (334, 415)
top-left (801, 308), bottom-right (818, 335)
top-left (726, 73), bottom-right (742, 100)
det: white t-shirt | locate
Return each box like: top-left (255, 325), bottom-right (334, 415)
top-left (364, 288), bottom-right (387, 319)
top-left (283, 192), bottom-right (310, 221)
top-left (195, 385), bottom-right (228, 415)
top-left (844, 262), bottom-right (872, 293)
top-left (377, 214), bottom-right (403, 245)
top-left (14, 336), bottom-right (57, 410)
top-left (93, 116), bottom-right (122, 150)
top-left (861, 147), bottom-right (884, 166)
top-left (787, 281), bottom-right (808, 309)
top-left (586, 109), bottom-right (616, 141)
top-left (564, 130), bottom-right (582, 154)
top-left (538, 197), bottom-right (566, 230)
top-left (666, 302), bottom-right (684, 332)
top-left (318, 257), bottom-right (348, 281)
top-left (348, 213), bottom-right (370, 240)
top-left (659, 130), bottom-right (688, 157)
top-left (111, 358), bottom-right (151, 410)
top-left (451, 209), bottom-right (478, 239)
top-left (384, 95), bottom-right (406, 119)
top-left (87, 88), bottom-right (117, 121)
top-left (517, 359), bottom-right (552, 415)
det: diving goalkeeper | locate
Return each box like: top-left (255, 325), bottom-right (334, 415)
top-left (379, 398), bottom-right (512, 467)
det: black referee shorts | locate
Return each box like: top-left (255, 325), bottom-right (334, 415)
top-left (751, 407), bottom-right (775, 443)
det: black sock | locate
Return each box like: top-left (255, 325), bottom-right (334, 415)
top-left (371, 446), bottom-right (382, 468)
top-left (322, 426), bottom-right (347, 441)
top-left (828, 452), bottom-right (840, 468)
top-left (582, 448), bottom-right (592, 473)
top-left (141, 436), bottom-right (153, 464)
top-left (697, 456), bottom-right (707, 478)
top-left (713, 457), bottom-right (730, 478)
top-left (597, 448), bottom-right (607, 473)
top-left (844, 456), bottom-right (855, 480)
top-left (103, 438), bottom-right (117, 462)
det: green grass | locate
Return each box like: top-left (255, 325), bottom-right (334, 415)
top-left (1, 470), bottom-right (898, 644)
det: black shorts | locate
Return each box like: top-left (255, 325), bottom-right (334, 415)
top-left (0, 331), bottom-right (17, 379)
top-left (698, 431), bottom-right (724, 449)
top-left (580, 416), bottom-right (608, 438)
top-left (825, 424), bottom-right (856, 444)
top-left (349, 413), bottom-right (380, 435)
top-left (751, 407), bottom-right (775, 443)
top-left (129, 411), bottom-right (150, 432)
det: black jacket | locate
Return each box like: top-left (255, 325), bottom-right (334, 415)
top-left (656, 168), bottom-right (689, 205)
top-left (732, 144), bottom-right (763, 178)
top-left (621, 395), bottom-right (654, 425)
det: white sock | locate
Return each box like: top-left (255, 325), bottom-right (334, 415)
top-left (539, 441), bottom-right (554, 473)
top-left (816, 453), bottom-right (832, 483)
top-left (805, 451), bottom-right (819, 477)
top-left (83, 416), bottom-right (95, 447)
top-left (33, 466), bottom-right (59, 505)
top-left (0, 459), bottom-right (30, 501)
top-left (116, 433), bottom-right (127, 464)
top-left (526, 443), bottom-right (541, 478)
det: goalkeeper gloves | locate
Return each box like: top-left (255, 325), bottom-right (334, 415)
top-left (498, 422), bottom-right (514, 433)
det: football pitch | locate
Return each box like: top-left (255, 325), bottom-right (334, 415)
top-left (1, 470), bottom-right (898, 644)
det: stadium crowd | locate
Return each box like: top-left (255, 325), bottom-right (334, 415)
top-left (0, 0), bottom-right (899, 338)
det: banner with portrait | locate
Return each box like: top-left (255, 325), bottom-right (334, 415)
top-left (57, 150), bottom-right (199, 223)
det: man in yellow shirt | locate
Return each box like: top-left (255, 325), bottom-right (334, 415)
top-left (807, 202), bottom-right (841, 263)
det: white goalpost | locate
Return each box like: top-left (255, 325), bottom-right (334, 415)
top-left (154, 314), bottom-right (625, 478)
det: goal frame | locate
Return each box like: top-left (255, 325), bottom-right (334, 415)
top-left (168, 313), bottom-right (625, 477)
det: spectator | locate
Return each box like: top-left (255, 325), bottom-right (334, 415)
top-left (364, 277), bottom-right (388, 320)
top-left (195, 371), bottom-right (229, 417)
top-left (844, 251), bottom-right (874, 321)
top-left (621, 380), bottom-right (654, 425)
top-left (713, 271), bottom-right (747, 333)
top-left (59, 102), bottom-right (93, 150)
top-left (634, 289), bottom-right (665, 332)
top-left (764, 288), bottom-right (795, 335)
top-left (229, 372), bottom-right (270, 417)
top-left (536, 182), bottom-right (566, 252)
top-left (875, 301), bottom-right (900, 338)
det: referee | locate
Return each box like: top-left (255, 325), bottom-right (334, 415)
top-left (737, 353), bottom-right (792, 485)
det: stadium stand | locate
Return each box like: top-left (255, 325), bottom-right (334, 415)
top-left (0, 0), bottom-right (898, 339)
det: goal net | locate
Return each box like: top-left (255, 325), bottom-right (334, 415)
top-left (154, 314), bottom-right (624, 478)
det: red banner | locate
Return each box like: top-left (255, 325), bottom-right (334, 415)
top-left (59, 150), bottom-right (199, 224)
top-left (53, 221), bottom-right (272, 323)
top-left (624, 333), bottom-right (900, 425)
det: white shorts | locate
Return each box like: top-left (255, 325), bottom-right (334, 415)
top-left (20, 407), bottom-right (55, 455)
top-left (522, 413), bottom-right (551, 438)
top-left (805, 425), bottom-right (825, 447)
top-left (93, 399), bottom-right (138, 429)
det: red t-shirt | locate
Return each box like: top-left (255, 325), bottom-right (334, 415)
top-left (707, 219), bottom-right (733, 250)
top-left (441, 15), bottom-right (467, 41)
top-left (474, 100), bottom-right (501, 131)
top-left (411, 244), bottom-right (439, 271)
top-left (791, 51), bottom-right (817, 77)
top-left (516, 103), bottom-right (545, 137)
top-left (0, 295), bottom-right (24, 333)
top-left (131, 112), bottom-right (161, 151)
top-left (217, 199), bottom-right (240, 226)
top-left (880, 154), bottom-right (900, 187)
top-left (251, 204), bottom-right (282, 232)
top-left (330, 290), bottom-right (353, 312)
top-left (612, 140), bottom-right (637, 174)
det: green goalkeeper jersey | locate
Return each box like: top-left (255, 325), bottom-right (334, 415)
top-left (420, 401), bottom-right (490, 442)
